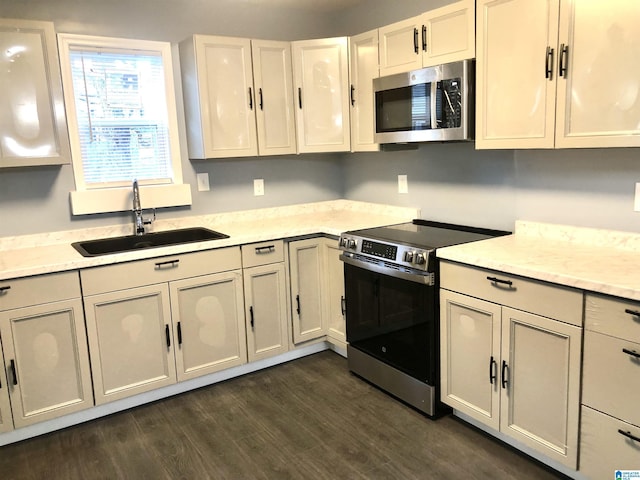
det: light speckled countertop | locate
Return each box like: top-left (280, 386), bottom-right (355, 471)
top-left (0, 200), bottom-right (419, 281)
top-left (437, 220), bottom-right (640, 301)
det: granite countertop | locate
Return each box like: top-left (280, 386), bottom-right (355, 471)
top-left (436, 220), bottom-right (640, 301)
top-left (0, 200), bottom-right (419, 281)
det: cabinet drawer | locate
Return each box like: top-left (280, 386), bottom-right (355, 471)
top-left (81, 247), bottom-right (242, 296)
top-left (583, 330), bottom-right (640, 426)
top-left (579, 405), bottom-right (640, 479)
top-left (0, 271), bottom-right (81, 311)
top-left (585, 293), bottom-right (640, 341)
top-left (440, 262), bottom-right (583, 326)
top-left (241, 240), bottom-right (284, 268)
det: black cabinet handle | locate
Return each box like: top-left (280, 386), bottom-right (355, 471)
top-left (177, 322), bottom-right (182, 346)
top-left (341, 296), bottom-right (346, 316)
top-left (155, 259), bottom-right (179, 269)
top-left (296, 294), bottom-right (301, 315)
top-left (501, 360), bottom-right (509, 389)
top-left (255, 245), bottom-right (275, 254)
top-left (258, 88), bottom-right (263, 110)
top-left (250, 306), bottom-right (255, 329)
top-left (487, 276), bottom-right (513, 287)
top-left (350, 85), bottom-right (355, 106)
top-left (165, 325), bottom-right (171, 348)
top-left (559, 43), bottom-right (569, 77)
top-left (422, 25), bottom-right (427, 52)
top-left (619, 429), bottom-right (640, 442)
top-left (248, 87), bottom-right (253, 110)
top-left (413, 28), bottom-right (419, 54)
top-left (625, 308), bottom-right (640, 317)
top-left (298, 87), bottom-right (302, 109)
top-left (0, 286), bottom-right (10, 294)
top-left (623, 348), bottom-right (640, 359)
top-left (545, 46), bottom-right (554, 79)
top-left (10, 359), bottom-right (17, 386)
top-left (489, 356), bottom-right (497, 385)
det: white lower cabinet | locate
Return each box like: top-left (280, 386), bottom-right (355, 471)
top-left (440, 261), bottom-right (582, 469)
top-left (0, 272), bottom-right (93, 429)
top-left (242, 241), bottom-right (289, 362)
top-left (81, 248), bottom-right (245, 405)
top-left (323, 240), bottom-right (346, 346)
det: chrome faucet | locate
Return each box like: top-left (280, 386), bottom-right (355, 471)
top-left (132, 180), bottom-right (154, 235)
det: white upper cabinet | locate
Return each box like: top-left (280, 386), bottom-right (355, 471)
top-left (349, 30), bottom-right (379, 152)
top-left (0, 19), bottom-right (71, 168)
top-left (180, 35), bottom-right (258, 158)
top-left (379, 0), bottom-right (475, 76)
top-left (477, 0), bottom-right (640, 149)
top-left (292, 37), bottom-right (351, 153)
top-left (251, 40), bottom-right (297, 156)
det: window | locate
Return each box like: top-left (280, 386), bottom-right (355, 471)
top-left (58, 34), bottom-right (191, 215)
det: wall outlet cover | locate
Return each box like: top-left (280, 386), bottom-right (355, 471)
top-left (254, 179), bottom-right (265, 196)
top-left (398, 174), bottom-right (408, 194)
top-left (196, 173), bottom-right (210, 192)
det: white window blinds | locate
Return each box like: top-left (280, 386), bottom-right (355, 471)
top-left (68, 48), bottom-right (173, 187)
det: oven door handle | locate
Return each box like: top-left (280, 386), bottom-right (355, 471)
top-left (340, 254), bottom-right (434, 285)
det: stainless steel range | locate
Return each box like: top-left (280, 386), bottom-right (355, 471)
top-left (339, 219), bottom-right (509, 417)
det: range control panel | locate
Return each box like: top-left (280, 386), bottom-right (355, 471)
top-left (339, 234), bottom-right (431, 271)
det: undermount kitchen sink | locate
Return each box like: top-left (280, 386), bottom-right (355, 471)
top-left (72, 227), bottom-right (229, 257)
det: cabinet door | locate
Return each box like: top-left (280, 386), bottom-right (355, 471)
top-left (349, 29), bottom-right (379, 152)
top-left (440, 290), bottom-right (501, 430)
top-left (289, 238), bottom-right (326, 344)
top-left (251, 40), bottom-right (297, 156)
top-left (85, 284), bottom-right (176, 405)
top-left (323, 239), bottom-right (346, 345)
top-left (378, 15), bottom-right (423, 76)
top-left (0, 299), bottom-right (92, 427)
top-left (555, 0), bottom-right (640, 148)
top-left (475, 0), bottom-right (560, 149)
top-left (422, 0), bottom-right (475, 67)
top-left (171, 271), bottom-right (247, 381)
top-left (500, 307), bottom-right (581, 468)
top-left (193, 35), bottom-right (258, 158)
top-left (0, 19), bottom-right (70, 167)
top-left (292, 37), bottom-right (351, 153)
top-left (0, 343), bottom-right (11, 433)
top-left (243, 263), bottom-right (289, 362)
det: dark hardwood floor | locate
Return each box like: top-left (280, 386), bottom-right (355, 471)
top-left (0, 351), bottom-right (567, 479)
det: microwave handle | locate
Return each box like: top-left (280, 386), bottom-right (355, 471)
top-left (430, 82), bottom-right (437, 129)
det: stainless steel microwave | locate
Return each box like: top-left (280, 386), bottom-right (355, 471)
top-left (373, 59), bottom-right (474, 144)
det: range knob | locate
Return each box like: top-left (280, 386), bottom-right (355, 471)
top-left (348, 238), bottom-right (357, 249)
top-left (414, 252), bottom-right (426, 265)
top-left (339, 237), bottom-right (347, 248)
top-left (403, 251), bottom-right (414, 262)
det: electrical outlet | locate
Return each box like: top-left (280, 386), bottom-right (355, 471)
top-left (635, 183), bottom-right (640, 212)
top-left (254, 178), bottom-right (265, 196)
top-left (398, 174), bottom-right (408, 194)
top-left (196, 173), bottom-right (210, 192)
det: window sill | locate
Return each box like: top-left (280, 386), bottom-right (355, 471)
top-left (70, 183), bottom-right (192, 215)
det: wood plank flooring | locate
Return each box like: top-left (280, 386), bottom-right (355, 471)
top-left (0, 351), bottom-right (568, 479)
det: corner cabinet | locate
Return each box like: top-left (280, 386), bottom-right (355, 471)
top-left (292, 37), bottom-right (351, 153)
top-left (81, 248), bottom-right (246, 405)
top-left (439, 261), bottom-right (582, 469)
top-left (349, 29), bottom-right (380, 153)
top-left (378, 0), bottom-right (475, 76)
top-left (476, 0), bottom-right (640, 149)
top-left (322, 239), bottom-right (346, 347)
top-left (0, 19), bottom-right (71, 167)
top-left (0, 272), bottom-right (92, 429)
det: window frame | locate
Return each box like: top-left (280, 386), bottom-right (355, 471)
top-left (57, 33), bottom-right (191, 215)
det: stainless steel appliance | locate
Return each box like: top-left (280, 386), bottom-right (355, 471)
top-left (373, 60), bottom-right (474, 144)
top-left (339, 220), bottom-right (509, 417)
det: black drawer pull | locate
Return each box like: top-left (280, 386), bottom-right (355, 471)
top-left (177, 322), bottom-right (182, 346)
top-left (258, 88), bottom-right (263, 110)
top-left (0, 286), bottom-right (10, 294)
top-left (625, 308), bottom-right (640, 317)
top-left (250, 306), bottom-right (255, 329)
top-left (248, 87), bottom-right (253, 110)
top-left (155, 259), bottom-right (180, 269)
top-left (623, 348), bottom-right (640, 359)
top-left (10, 360), bottom-right (17, 386)
top-left (487, 276), bottom-right (513, 287)
top-left (341, 296), bottom-right (346, 316)
top-left (413, 27), bottom-right (419, 54)
top-left (501, 360), bottom-right (509, 389)
top-left (255, 245), bottom-right (275, 254)
top-left (559, 43), bottom-right (569, 77)
top-left (422, 25), bottom-right (427, 52)
top-left (165, 324), bottom-right (171, 348)
top-left (489, 356), bottom-right (497, 385)
top-left (298, 87), bottom-right (302, 109)
top-left (618, 429), bottom-right (640, 443)
top-left (545, 46), bottom-right (554, 79)
top-left (296, 294), bottom-right (301, 315)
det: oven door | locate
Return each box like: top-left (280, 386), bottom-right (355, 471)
top-left (344, 262), bottom-right (436, 384)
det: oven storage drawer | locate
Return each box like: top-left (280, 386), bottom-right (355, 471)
top-left (585, 293), bottom-right (640, 341)
top-left (439, 261), bottom-right (582, 326)
top-left (0, 271), bottom-right (81, 311)
top-left (241, 240), bottom-right (284, 268)
top-left (583, 330), bottom-right (640, 426)
top-left (579, 405), bottom-right (640, 479)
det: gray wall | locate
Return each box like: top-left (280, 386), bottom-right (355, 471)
top-left (1, 0), bottom-right (640, 237)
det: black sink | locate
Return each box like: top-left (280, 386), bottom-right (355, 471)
top-left (72, 227), bottom-right (229, 257)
